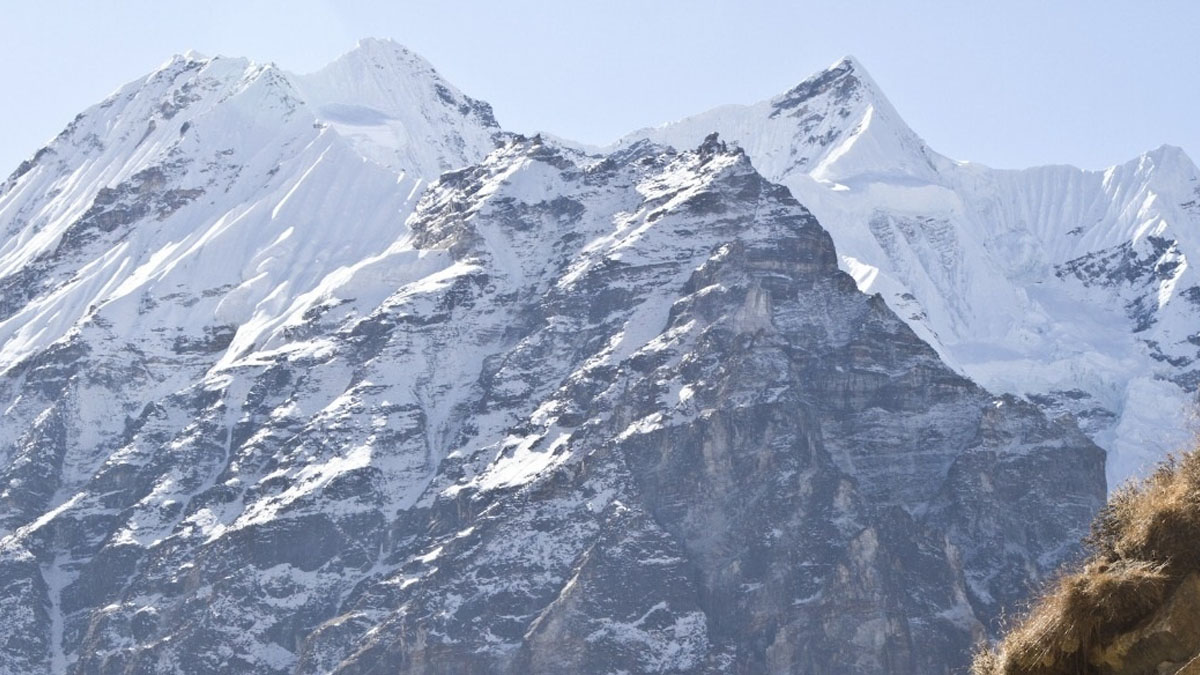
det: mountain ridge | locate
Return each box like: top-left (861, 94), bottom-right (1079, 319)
top-left (0, 40), bottom-right (1173, 673)
top-left (621, 56), bottom-right (1200, 486)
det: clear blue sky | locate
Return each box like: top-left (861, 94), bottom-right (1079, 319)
top-left (2, 1), bottom-right (1197, 173)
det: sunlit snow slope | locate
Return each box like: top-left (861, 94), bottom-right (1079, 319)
top-left (624, 57), bottom-right (1200, 486)
top-left (0, 38), bottom-right (499, 376)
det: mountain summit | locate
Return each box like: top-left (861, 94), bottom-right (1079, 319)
top-left (0, 41), bottom-right (502, 375)
top-left (0, 40), bottom-right (1186, 674)
top-left (625, 58), bottom-right (1200, 487)
top-left (293, 38), bottom-right (500, 174)
top-left (625, 56), bottom-right (938, 185)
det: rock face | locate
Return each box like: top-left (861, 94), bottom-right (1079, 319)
top-left (0, 45), bottom-right (1108, 673)
top-left (624, 57), bottom-right (1200, 486)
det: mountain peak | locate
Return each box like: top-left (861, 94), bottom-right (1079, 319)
top-left (154, 49), bottom-right (211, 74)
top-left (340, 37), bottom-right (428, 69)
top-left (305, 37), bottom-right (440, 89)
top-left (1139, 143), bottom-right (1196, 171)
top-left (288, 38), bottom-right (499, 175)
top-left (771, 54), bottom-right (887, 121)
top-left (295, 38), bottom-right (492, 121)
top-left (618, 54), bottom-right (935, 184)
top-left (355, 36), bottom-right (404, 50)
top-left (832, 54), bottom-right (864, 70)
top-left (1099, 143), bottom-right (1200, 204)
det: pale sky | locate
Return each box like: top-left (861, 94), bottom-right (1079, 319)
top-left (2, 1), bottom-right (1197, 174)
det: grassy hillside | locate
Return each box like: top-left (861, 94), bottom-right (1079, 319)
top-left (973, 446), bottom-right (1200, 675)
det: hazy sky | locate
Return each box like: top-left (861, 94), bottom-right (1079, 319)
top-left (3, 1), bottom-right (1197, 174)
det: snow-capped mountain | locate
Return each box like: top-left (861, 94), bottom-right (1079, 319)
top-left (0, 41), bottom-right (1120, 674)
top-left (624, 56), bottom-right (1200, 486)
top-left (0, 38), bottom-right (499, 374)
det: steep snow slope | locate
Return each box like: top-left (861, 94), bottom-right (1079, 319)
top-left (624, 57), bottom-right (1200, 485)
top-left (0, 38), bottom-right (498, 372)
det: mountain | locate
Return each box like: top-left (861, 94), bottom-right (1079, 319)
top-left (0, 42), bottom-right (1107, 673)
top-left (624, 57), bottom-right (1200, 487)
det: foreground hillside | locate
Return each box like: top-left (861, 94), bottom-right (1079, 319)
top-left (974, 445), bottom-right (1200, 675)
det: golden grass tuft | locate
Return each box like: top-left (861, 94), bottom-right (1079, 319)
top-left (1095, 452), bottom-right (1200, 571)
top-left (973, 446), bottom-right (1200, 675)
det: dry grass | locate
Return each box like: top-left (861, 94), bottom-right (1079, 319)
top-left (973, 446), bottom-right (1200, 675)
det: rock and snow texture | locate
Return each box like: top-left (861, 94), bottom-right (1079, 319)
top-left (0, 42), bottom-right (1117, 674)
top-left (625, 56), bottom-right (1200, 487)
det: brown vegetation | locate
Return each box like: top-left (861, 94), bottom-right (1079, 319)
top-left (973, 447), bottom-right (1200, 675)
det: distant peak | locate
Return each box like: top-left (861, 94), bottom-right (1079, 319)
top-left (299, 38), bottom-right (455, 99)
top-left (296, 38), bottom-right (443, 105)
top-left (830, 54), bottom-right (864, 73)
top-left (351, 37), bottom-right (414, 56)
top-left (356, 36), bottom-right (400, 49)
top-left (771, 55), bottom-right (883, 116)
top-left (295, 38), bottom-right (499, 133)
top-left (1132, 143), bottom-right (1198, 177)
top-left (1144, 143), bottom-right (1188, 161)
top-left (156, 50), bottom-right (210, 72)
top-left (755, 55), bottom-right (934, 183)
top-left (335, 37), bottom-right (429, 69)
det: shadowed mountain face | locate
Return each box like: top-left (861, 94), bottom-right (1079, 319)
top-left (0, 43), bottom-right (1109, 673)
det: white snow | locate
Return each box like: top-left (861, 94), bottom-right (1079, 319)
top-left (623, 57), bottom-right (1200, 487)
